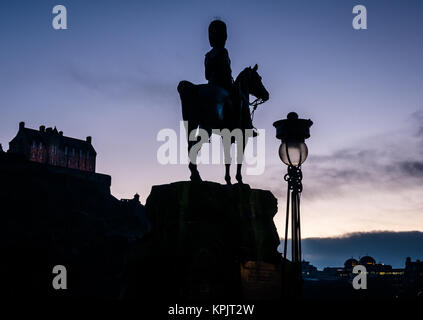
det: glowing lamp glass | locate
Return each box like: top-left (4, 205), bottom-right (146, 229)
top-left (278, 142), bottom-right (308, 166)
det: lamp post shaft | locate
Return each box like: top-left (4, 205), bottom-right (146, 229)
top-left (283, 165), bottom-right (303, 297)
top-left (292, 190), bottom-right (302, 264)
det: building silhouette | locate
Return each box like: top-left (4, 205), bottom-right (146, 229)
top-left (344, 258), bottom-right (358, 273)
top-left (0, 122), bottom-right (150, 298)
top-left (301, 256), bottom-right (423, 299)
top-left (404, 257), bottom-right (423, 297)
top-left (302, 255), bottom-right (405, 281)
top-left (8, 122), bottom-right (96, 172)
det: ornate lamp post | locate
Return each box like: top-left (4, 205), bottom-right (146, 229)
top-left (273, 112), bottom-right (312, 295)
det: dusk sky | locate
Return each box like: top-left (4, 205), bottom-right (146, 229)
top-left (1, 1), bottom-right (423, 265)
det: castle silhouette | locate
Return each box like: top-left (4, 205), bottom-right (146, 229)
top-left (0, 122), bottom-right (150, 298)
top-left (8, 122), bottom-right (96, 172)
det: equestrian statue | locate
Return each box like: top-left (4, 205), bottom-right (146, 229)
top-left (178, 19), bottom-right (269, 184)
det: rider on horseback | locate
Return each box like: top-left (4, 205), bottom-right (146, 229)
top-left (177, 20), bottom-right (269, 183)
top-left (205, 20), bottom-right (256, 133)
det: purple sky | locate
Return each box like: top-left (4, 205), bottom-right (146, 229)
top-left (1, 0), bottom-right (423, 243)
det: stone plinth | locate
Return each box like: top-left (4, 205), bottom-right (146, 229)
top-left (123, 181), bottom-right (283, 301)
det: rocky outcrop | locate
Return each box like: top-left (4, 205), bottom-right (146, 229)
top-left (123, 181), bottom-right (282, 301)
top-left (0, 153), bottom-right (149, 298)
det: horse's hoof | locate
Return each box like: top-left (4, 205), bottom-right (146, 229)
top-left (189, 169), bottom-right (203, 181)
top-left (190, 171), bottom-right (202, 182)
top-left (225, 176), bottom-right (232, 185)
top-left (236, 174), bottom-right (243, 184)
top-left (190, 174), bottom-right (202, 182)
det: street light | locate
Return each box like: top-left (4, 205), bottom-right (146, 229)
top-left (278, 142), bottom-right (308, 167)
top-left (273, 112), bottom-right (313, 296)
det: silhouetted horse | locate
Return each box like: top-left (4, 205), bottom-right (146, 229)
top-left (178, 64), bottom-right (269, 184)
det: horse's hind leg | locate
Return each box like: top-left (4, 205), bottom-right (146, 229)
top-left (185, 121), bottom-right (202, 182)
top-left (189, 162), bottom-right (201, 182)
top-left (235, 148), bottom-right (244, 183)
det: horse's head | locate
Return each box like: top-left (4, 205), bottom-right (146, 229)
top-left (236, 64), bottom-right (269, 102)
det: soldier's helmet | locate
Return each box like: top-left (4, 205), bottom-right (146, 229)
top-left (208, 20), bottom-right (227, 48)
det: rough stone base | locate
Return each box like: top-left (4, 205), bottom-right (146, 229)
top-left (123, 181), bottom-right (283, 301)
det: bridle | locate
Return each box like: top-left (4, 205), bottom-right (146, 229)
top-left (236, 68), bottom-right (266, 123)
top-left (249, 98), bottom-right (265, 121)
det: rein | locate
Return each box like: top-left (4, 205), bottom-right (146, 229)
top-left (249, 98), bottom-right (265, 121)
top-left (236, 69), bottom-right (266, 123)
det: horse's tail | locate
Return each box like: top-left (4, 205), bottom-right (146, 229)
top-left (178, 81), bottom-right (196, 121)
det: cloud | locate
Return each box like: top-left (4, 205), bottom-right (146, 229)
top-left (290, 111), bottom-right (423, 201)
top-left (410, 110), bottom-right (423, 137)
top-left (66, 64), bottom-right (177, 106)
top-left (400, 161), bottom-right (423, 177)
top-left (279, 231), bottom-right (423, 269)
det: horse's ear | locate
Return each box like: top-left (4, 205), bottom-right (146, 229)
top-left (253, 64), bottom-right (258, 71)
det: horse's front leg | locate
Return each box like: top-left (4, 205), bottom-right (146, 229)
top-left (236, 164), bottom-right (243, 184)
top-left (222, 137), bottom-right (232, 185)
top-left (225, 164), bottom-right (231, 185)
top-left (235, 134), bottom-right (247, 184)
